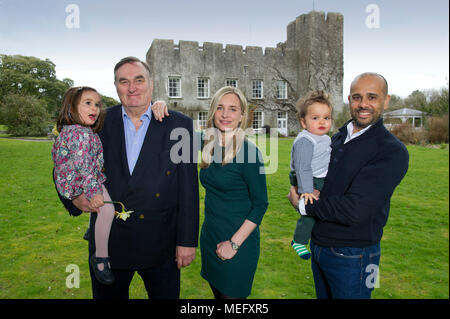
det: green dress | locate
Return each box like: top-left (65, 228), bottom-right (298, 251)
top-left (200, 139), bottom-right (268, 298)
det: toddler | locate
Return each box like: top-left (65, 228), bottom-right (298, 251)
top-left (290, 90), bottom-right (332, 259)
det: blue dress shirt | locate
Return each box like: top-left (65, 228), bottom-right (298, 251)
top-left (122, 105), bottom-right (152, 175)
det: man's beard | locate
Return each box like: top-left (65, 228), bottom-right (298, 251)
top-left (351, 107), bottom-right (382, 129)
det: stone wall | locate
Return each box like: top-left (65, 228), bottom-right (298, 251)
top-left (146, 10), bottom-right (343, 133)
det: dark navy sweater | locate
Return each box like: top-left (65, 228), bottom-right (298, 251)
top-left (305, 119), bottom-right (409, 247)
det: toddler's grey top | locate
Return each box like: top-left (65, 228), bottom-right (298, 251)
top-left (290, 130), bottom-right (331, 193)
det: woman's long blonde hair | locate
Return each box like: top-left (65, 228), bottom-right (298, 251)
top-left (200, 86), bottom-right (249, 168)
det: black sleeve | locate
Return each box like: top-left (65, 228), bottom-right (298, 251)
top-left (53, 169), bottom-right (83, 217)
top-left (175, 118), bottom-right (200, 247)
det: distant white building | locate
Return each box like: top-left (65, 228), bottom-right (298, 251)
top-left (383, 108), bottom-right (426, 129)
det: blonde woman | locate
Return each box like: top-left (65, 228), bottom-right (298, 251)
top-left (153, 86), bottom-right (268, 299)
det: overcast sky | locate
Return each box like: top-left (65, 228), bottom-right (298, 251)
top-left (1, 0), bottom-right (448, 101)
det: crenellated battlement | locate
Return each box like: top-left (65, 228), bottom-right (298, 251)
top-left (286, 11), bottom-right (343, 49)
top-left (151, 39), bottom-right (293, 58)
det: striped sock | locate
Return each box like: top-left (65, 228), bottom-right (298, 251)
top-left (291, 240), bottom-right (311, 260)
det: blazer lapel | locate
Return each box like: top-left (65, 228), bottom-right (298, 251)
top-left (109, 106), bottom-right (131, 180)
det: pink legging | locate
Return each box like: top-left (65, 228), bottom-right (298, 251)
top-left (94, 184), bottom-right (115, 258)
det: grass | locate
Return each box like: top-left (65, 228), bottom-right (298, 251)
top-left (0, 138), bottom-right (448, 299)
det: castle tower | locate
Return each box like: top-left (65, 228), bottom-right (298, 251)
top-left (287, 11), bottom-right (344, 112)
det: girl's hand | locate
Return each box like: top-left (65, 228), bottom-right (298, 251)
top-left (90, 194), bottom-right (104, 208)
top-left (152, 101), bottom-right (169, 122)
top-left (216, 240), bottom-right (237, 261)
top-left (73, 193), bottom-right (99, 213)
top-left (300, 192), bottom-right (318, 205)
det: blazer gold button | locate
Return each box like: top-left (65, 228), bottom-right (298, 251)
top-left (101, 168), bottom-right (105, 172)
top-left (155, 193), bottom-right (160, 198)
top-left (139, 214), bottom-right (144, 219)
top-left (166, 170), bottom-right (171, 175)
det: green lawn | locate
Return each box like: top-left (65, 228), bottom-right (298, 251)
top-left (0, 138), bottom-right (448, 299)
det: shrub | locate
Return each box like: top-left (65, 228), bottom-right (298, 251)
top-left (426, 115), bottom-right (449, 144)
top-left (0, 93), bottom-right (52, 137)
top-left (390, 122), bottom-right (426, 145)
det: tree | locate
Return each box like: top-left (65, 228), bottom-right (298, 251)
top-left (101, 95), bottom-right (120, 107)
top-left (405, 90), bottom-right (427, 112)
top-left (0, 93), bottom-right (52, 136)
top-left (426, 86), bottom-right (449, 116)
top-left (248, 65), bottom-right (301, 135)
top-left (388, 94), bottom-right (405, 110)
top-left (0, 54), bottom-right (73, 117)
top-left (402, 87), bottom-right (449, 117)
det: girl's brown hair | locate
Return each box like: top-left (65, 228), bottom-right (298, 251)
top-left (56, 86), bottom-right (105, 133)
top-left (296, 90), bottom-right (333, 123)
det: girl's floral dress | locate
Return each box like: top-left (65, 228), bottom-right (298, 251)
top-left (52, 124), bottom-right (105, 201)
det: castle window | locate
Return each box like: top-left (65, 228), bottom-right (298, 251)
top-left (252, 80), bottom-right (263, 99)
top-left (197, 78), bottom-right (210, 98)
top-left (276, 80), bottom-right (288, 99)
top-left (197, 111), bottom-right (208, 130)
top-left (252, 110), bottom-right (264, 131)
top-left (168, 77), bottom-right (181, 98)
top-left (277, 111), bottom-right (288, 136)
top-left (226, 79), bottom-right (238, 88)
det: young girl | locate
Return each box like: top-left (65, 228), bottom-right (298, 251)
top-left (289, 90), bottom-right (332, 260)
top-left (52, 86), bottom-right (115, 285)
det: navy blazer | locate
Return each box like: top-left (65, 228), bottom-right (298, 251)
top-left (305, 119), bottom-right (409, 247)
top-left (57, 105), bottom-right (199, 269)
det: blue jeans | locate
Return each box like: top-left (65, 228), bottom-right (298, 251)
top-left (310, 241), bottom-right (381, 299)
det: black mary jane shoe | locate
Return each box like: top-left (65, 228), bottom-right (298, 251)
top-left (89, 254), bottom-right (115, 285)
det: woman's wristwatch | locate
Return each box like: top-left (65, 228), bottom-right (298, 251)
top-left (229, 240), bottom-right (240, 251)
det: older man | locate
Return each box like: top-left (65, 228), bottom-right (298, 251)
top-left (289, 72), bottom-right (409, 299)
top-left (59, 57), bottom-right (199, 299)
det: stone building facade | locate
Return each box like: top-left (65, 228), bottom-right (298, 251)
top-left (146, 11), bottom-right (343, 135)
